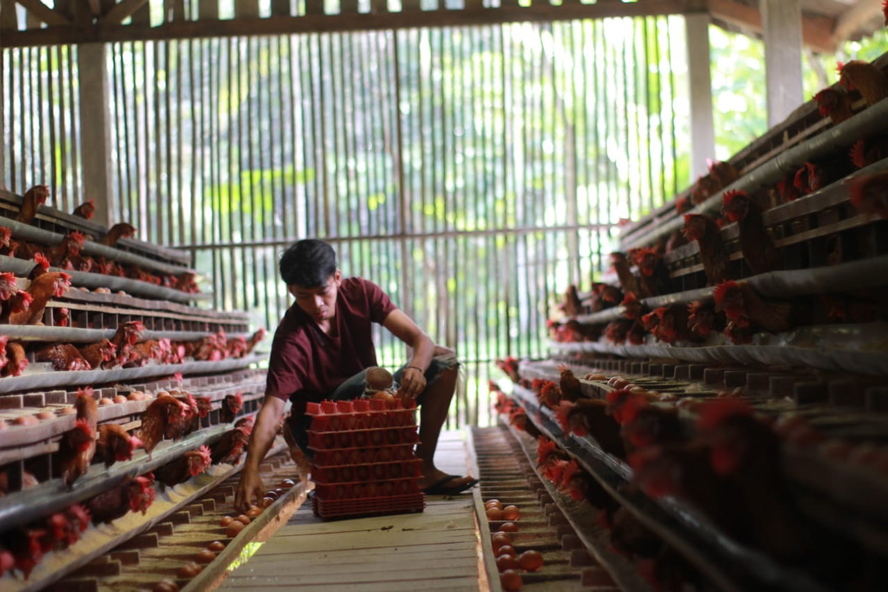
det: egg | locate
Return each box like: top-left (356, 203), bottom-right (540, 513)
top-left (486, 507), bottom-right (503, 521)
top-left (236, 515), bottom-right (251, 525)
top-left (219, 517), bottom-right (234, 527)
top-left (484, 499), bottom-right (502, 508)
top-left (500, 570), bottom-right (522, 591)
top-left (491, 532), bottom-right (512, 551)
top-left (496, 555), bottom-right (519, 572)
top-left (499, 522), bottom-right (519, 533)
top-left (226, 520), bottom-right (245, 537)
top-left (13, 415), bottom-right (38, 426)
top-left (177, 563), bottom-right (201, 578)
top-left (279, 479), bottom-right (296, 489)
top-left (207, 541), bottom-right (226, 552)
top-left (152, 580), bottom-right (179, 592)
top-left (262, 497), bottom-right (275, 508)
top-left (98, 397), bottom-right (114, 406)
top-left (264, 491), bottom-right (279, 500)
top-left (502, 506), bottom-right (520, 521)
top-left (496, 545), bottom-right (517, 558)
top-left (194, 550), bottom-right (216, 564)
top-left (59, 407), bottom-right (77, 415)
top-left (246, 506), bottom-right (263, 518)
top-left (518, 550), bottom-right (543, 572)
top-left (35, 411), bottom-right (56, 420)
top-left (113, 395), bottom-right (128, 404)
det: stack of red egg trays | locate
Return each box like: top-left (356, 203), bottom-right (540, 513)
top-left (306, 397), bottom-right (426, 519)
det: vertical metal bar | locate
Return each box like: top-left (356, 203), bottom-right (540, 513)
top-left (109, 43), bottom-right (120, 218)
top-left (7, 49), bottom-right (15, 192)
top-left (155, 41), bottom-right (165, 243)
top-left (47, 46), bottom-right (58, 205)
top-left (665, 16), bottom-right (679, 196)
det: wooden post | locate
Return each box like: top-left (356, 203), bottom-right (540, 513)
top-left (77, 43), bottom-right (116, 226)
top-left (685, 11), bottom-right (715, 179)
top-left (760, 0), bottom-right (803, 128)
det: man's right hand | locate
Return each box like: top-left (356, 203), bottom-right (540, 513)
top-left (234, 466), bottom-right (265, 512)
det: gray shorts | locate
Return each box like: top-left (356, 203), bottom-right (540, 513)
top-left (291, 354), bottom-right (458, 455)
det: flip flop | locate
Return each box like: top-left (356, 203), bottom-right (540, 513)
top-left (422, 475), bottom-right (479, 495)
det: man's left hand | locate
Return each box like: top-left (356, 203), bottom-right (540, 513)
top-left (398, 367), bottom-right (427, 399)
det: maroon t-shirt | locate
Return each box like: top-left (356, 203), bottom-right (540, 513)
top-left (265, 277), bottom-right (397, 413)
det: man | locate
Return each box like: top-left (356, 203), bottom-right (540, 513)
top-left (235, 239), bottom-right (477, 511)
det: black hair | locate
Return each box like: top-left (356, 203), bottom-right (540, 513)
top-left (279, 239), bottom-right (337, 288)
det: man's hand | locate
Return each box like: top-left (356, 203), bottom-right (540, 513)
top-left (398, 367), bottom-right (427, 399)
top-left (234, 466), bottom-right (265, 512)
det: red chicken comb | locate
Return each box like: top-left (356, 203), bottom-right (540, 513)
top-left (812, 89), bottom-right (833, 116)
top-left (556, 400), bottom-right (587, 436)
top-left (66, 504), bottom-right (91, 531)
top-left (77, 386), bottom-right (95, 399)
top-left (559, 459), bottom-right (580, 488)
top-left (687, 300), bottom-right (705, 314)
top-left (850, 140), bottom-right (868, 169)
top-left (537, 436), bottom-right (558, 464)
top-left (621, 292), bottom-right (638, 307)
top-left (619, 394), bottom-right (650, 426)
top-left (696, 398), bottom-right (752, 431)
top-left (33, 252), bottom-right (50, 270)
top-left (712, 280), bottom-right (740, 305)
top-left (883, 0), bottom-right (888, 23)
top-left (675, 195), bottom-right (691, 214)
top-left (836, 61), bottom-right (845, 74)
top-left (72, 420), bottom-right (95, 452)
top-left (721, 188), bottom-right (747, 208)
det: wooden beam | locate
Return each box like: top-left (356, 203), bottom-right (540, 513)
top-left (198, 0), bottom-right (218, 19)
top-left (77, 43), bottom-right (116, 228)
top-left (0, 0), bottom-right (19, 29)
top-left (707, 0), bottom-right (837, 54)
top-left (760, 0), bottom-right (804, 128)
top-left (832, 0), bottom-right (883, 44)
top-left (97, 0), bottom-right (149, 24)
top-left (14, 0), bottom-right (72, 26)
top-left (0, 1), bottom-right (691, 47)
top-left (685, 12), bottom-right (715, 179)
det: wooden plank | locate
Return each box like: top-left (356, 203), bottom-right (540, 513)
top-left (760, 0), bottom-right (804, 129)
top-left (708, 0), bottom-right (835, 55)
top-left (0, 0), bottom-right (18, 30)
top-left (685, 12), bottom-right (715, 180)
top-left (224, 567), bottom-right (479, 585)
top-left (829, 0), bottom-right (883, 46)
top-left (98, 0), bottom-right (149, 24)
top-left (1, 1), bottom-right (692, 46)
top-left (235, 0), bottom-right (258, 18)
top-left (77, 43), bottom-right (116, 228)
top-left (270, 0), bottom-right (288, 17)
top-left (198, 0), bottom-right (217, 19)
top-left (14, 0), bottom-right (72, 25)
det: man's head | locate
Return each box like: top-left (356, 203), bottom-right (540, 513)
top-left (280, 240), bottom-right (341, 322)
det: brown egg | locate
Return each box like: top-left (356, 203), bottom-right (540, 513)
top-left (279, 479), bottom-right (296, 489)
top-left (36, 411), bottom-right (56, 420)
top-left (372, 391), bottom-right (394, 403)
top-left (264, 491), bottom-right (279, 500)
top-left (13, 415), bottom-right (38, 426)
top-left (219, 516), bottom-right (234, 527)
top-left (496, 555), bottom-right (519, 572)
top-left (59, 407), bottom-right (77, 415)
top-left (177, 563), bottom-right (200, 578)
top-left (500, 570), bottom-right (522, 591)
top-left (262, 497), bottom-right (275, 508)
top-left (113, 395), bottom-right (128, 404)
top-left (246, 506), bottom-right (263, 518)
top-left (128, 392), bottom-right (146, 401)
top-left (502, 505), bottom-right (520, 521)
top-left (496, 545), bottom-right (517, 558)
top-left (153, 580), bottom-right (179, 592)
top-left (207, 541), bottom-right (226, 552)
top-left (499, 522), bottom-right (519, 533)
top-left (236, 515), bottom-right (251, 525)
top-left (484, 498), bottom-right (502, 508)
top-left (99, 397), bottom-right (114, 406)
top-left (194, 550), bottom-right (216, 564)
top-left (486, 507), bottom-right (503, 521)
top-left (518, 550), bottom-right (543, 572)
top-left (274, 488), bottom-right (285, 496)
top-left (366, 367), bottom-right (395, 390)
top-left (225, 520), bottom-right (245, 537)
top-left (491, 532), bottom-right (511, 551)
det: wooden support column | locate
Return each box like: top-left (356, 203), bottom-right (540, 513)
top-left (685, 11), bottom-right (715, 179)
top-left (77, 43), bottom-right (116, 226)
top-left (760, 0), bottom-right (803, 128)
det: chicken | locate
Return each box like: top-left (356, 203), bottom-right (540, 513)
top-left (632, 248), bottom-right (670, 297)
top-left (538, 383), bottom-right (561, 409)
top-left (211, 427), bottom-right (250, 465)
top-left (620, 399), bottom-right (684, 455)
top-left (610, 252), bottom-right (641, 297)
top-left (838, 60), bottom-right (888, 106)
top-left (674, 195), bottom-right (691, 215)
top-left (813, 88), bottom-right (854, 125)
top-left (95, 424), bottom-right (142, 467)
top-left (55, 307), bottom-right (69, 327)
top-left (138, 394), bottom-right (191, 455)
top-left (194, 330), bottom-right (229, 362)
top-left (537, 437), bottom-right (570, 480)
top-left (155, 445), bottom-right (212, 487)
top-left (695, 399), bottom-right (808, 562)
top-left (172, 271), bottom-right (200, 293)
top-left (682, 213), bottom-right (732, 285)
top-left (2, 341), bottom-right (28, 377)
top-left (35, 343), bottom-right (91, 371)
top-left (655, 304), bottom-right (701, 345)
top-left (708, 160), bottom-right (739, 189)
top-left (0, 226), bottom-right (16, 256)
top-left (687, 300), bottom-right (722, 338)
top-left (4, 271), bottom-right (71, 325)
top-left (0, 271), bottom-right (17, 302)
top-left (849, 135), bottom-right (888, 169)
top-left (56, 389), bottom-right (98, 487)
top-left (558, 366), bottom-right (583, 403)
top-left (221, 393), bottom-right (244, 423)
top-left (110, 320), bottom-right (146, 365)
top-left (99, 222), bottom-right (136, 247)
top-left (621, 292), bottom-right (644, 320)
top-left (234, 413), bottom-right (253, 434)
top-left (714, 280), bottom-right (791, 333)
top-left (775, 176), bottom-right (800, 203)
top-left (27, 253), bottom-right (50, 280)
top-left (15, 185), bottom-right (49, 225)
top-left (6, 527), bottom-right (49, 578)
top-left (78, 339), bottom-right (117, 370)
top-left (722, 190), bottom-right (783, 276)
top-left (849, 170), bottom-right (888, 218)
top-left (690, 174), bottom-right (718, 205)
top-left (560, 284), bottom-right (583, 318)
top-left (605, 320), bottom-right (632, 344)
top-left (0, 336), bottom-right (7, 375)
top-left (556, 398), bottom-right (625, 458)
top-left (610, 506), bottom-right (661, 558)
top-left (72, 199), bottom-right (96, 220)
top-left (558, 459), bottom-right (592, 501)
top-left (87, 474), bottom-right (156, 524)
top-left (244, 327), bottom-right (266, 354)
top-left (595, 283), bottom-right (624, 310)
top-left (0, 288), bottom-right (33, 322)
top-left (125, 339), bottom-right (164, 367)
top-left (496, 357), bottom-right (521, 383)
top-left (508, 407), bottom-right (541, 438)
top-left (46, 231), bottom-right (86, 269)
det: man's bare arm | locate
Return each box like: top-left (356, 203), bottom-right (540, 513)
top-left (383, 309), bottom-right (436, 398)
top-left (234, 395), bottom-right (285, 511)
